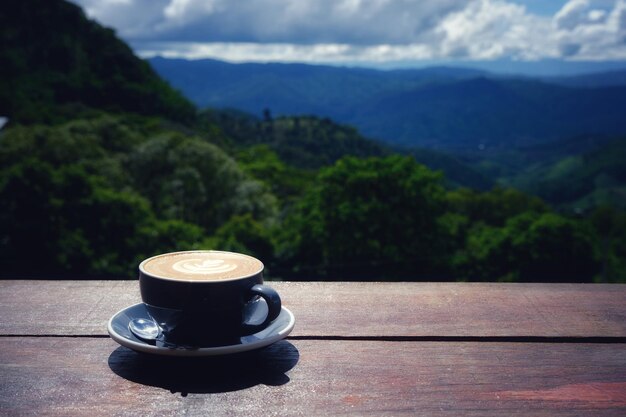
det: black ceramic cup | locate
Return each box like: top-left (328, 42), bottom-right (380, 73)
top-left (138, 250), bottom-right (281, 346)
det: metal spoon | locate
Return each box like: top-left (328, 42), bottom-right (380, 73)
top-left (129, 318), bottom-right (195, 349)
top-left (129, 318), bottom-right (160, 342)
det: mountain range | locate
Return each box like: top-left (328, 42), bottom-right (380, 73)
top-left (149, 57), bottom-right (626, 151)
top-left (2, 0), bottom-right (624, 210)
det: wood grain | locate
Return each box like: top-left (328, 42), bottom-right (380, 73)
top-left (1, 281), bottom-right (625, 337)
top-left (0, 338), bottom-right (625, 416)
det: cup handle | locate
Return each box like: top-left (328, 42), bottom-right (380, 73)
top-left (241, 284), bottom-right (282, 334)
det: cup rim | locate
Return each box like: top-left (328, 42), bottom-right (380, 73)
top-left (139, 250), bottom-right (264, 283)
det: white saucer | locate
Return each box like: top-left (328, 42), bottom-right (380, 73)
top-left (107, 303), bottom-right (295, 357)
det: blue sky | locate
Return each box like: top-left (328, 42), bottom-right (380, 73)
top-left (510, 0), bottom-right (569, 15)
top-left (71, 0), bottom-right (626, 72)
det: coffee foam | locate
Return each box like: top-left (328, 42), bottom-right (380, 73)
top-left (141, 251), bottom-right (263, 281)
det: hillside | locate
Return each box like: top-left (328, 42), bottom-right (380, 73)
top-left (545, 69), bottom-right (626, 88)
top-left (509, 137), bottom-right (626, 211)
top-left (353, 78), bottom-right (626, 149)
top-left (148, 57), bottom-right (485, 117)
top-left (150, 57), bottom-right (626, 150)
top-left (202, 109), bottom-right (492, 190)
top-left (0, 0), bottom-right (196, 124)
top-left (202, 109), bottom-right (388, 169)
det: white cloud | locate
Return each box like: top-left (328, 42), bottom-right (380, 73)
top-left (76, 0), bottom-right (170, 38)
top-left (134, 41), bottom-right (435, 64)
top-left (71, 0), bottom-right (626, 62)
top-left (436, 0), bottom-right (556, 60)
top-left (162, 0), bottom-right (221, 24)
top-left (555, 0), bottom-right (593, 30)
top-left (74, 0), bottom-right (466, 44)
top-left (554, 0), bottom-right (626, 59)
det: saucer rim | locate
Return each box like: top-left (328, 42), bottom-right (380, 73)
top-left (107, 302), bottom-right (295, 357)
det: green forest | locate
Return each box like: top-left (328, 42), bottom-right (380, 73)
top-left (1, 0), bottom-right (625, 282)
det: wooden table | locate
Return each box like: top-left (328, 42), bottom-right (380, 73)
top-left (1, 281), bottom-right (625, 416)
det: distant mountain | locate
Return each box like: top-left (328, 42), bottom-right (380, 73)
top-left (511, 134), bottom-right (617, 162)
top-left (544, 70), bottom-right (626, 88)
top-left (0, 0), bottom-right (195, 124)
top-left (424, 59), bottom-right (626, 77)
top-left (352, 77), bottom-right (626, 149)
top-left (202, 109), bottom-right (492, 190)
top-left (148, 57), bottom-right (484, 117)
top-left (149, 57), bottom-right (626, 151)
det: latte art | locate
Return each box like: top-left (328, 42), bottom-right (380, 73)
top-left (141, 250), bottom-right (263, 281)
top-left (172, 258), bottom-right (238, 275)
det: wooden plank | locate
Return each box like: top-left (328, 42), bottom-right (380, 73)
top-left (0, 280), bottom-right (139, 336)
top-left (280, 282), bottom-right (626, 338)
top-left (1, 281), bottom-right (625, 338)
top-left (0, 338), bottom-right (625, 416)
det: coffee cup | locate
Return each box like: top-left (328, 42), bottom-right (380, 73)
top-left (138, 250), bottom-right (281, 346)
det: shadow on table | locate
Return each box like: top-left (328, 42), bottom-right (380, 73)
top-left (108, 340), bottom-right (299, 395)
